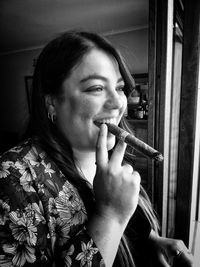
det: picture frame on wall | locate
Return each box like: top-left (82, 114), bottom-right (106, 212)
top-left (132, 73), bottom-right (148, 86)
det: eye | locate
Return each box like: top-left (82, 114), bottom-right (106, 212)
top-left (84, 86), bottom-right (104, 93)
top-left (116, 85), bottom-right (125, 92)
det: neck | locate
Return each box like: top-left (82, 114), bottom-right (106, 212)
top-left (73, 148), bottom-right (96, 185)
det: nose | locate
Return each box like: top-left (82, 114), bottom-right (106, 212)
top-left (104, 91), bottom-right (124, 110)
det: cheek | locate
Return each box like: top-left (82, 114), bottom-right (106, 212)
top-left (121, 96), bottom-right (128, 114)
top-left (68, 96), bottom-right (97, 120)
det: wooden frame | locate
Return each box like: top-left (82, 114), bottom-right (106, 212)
top-left (149, 0), bottom-right (200, 247)
top-left (175, 0), bottom-right (200, 246)
top-left (148, 0), bottom-right (174, 236)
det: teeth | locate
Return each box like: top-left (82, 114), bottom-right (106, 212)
top-left (96, 118), bottom-right (116, 124)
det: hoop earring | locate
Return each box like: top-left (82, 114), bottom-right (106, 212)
top-left (48, 113), bottom-right (56, 124)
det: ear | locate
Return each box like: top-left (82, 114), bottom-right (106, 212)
top-left (45, 94), bottom-right (56, 115)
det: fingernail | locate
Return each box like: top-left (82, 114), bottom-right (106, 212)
top-left (100, 123), bottom-right (107, 130)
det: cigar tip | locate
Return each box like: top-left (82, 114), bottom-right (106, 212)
top-left (154, 153), bottom-right (164, 162)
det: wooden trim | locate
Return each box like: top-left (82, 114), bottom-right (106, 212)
top-left (161, 0), bottom-right (174, 237)
top-left (149, 0), bottom-right (175, 236)
top-left (149, 0), bottom-right (170, 234)
top-left (148, 0), bottom-right (157, 203)
top-left (175, 0), bottom-right (200, 246)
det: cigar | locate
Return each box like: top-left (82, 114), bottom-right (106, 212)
top-left (95, 122), bottom-right (163, 162)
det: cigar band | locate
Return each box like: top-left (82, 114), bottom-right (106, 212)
top-left (118, 131), bottom-right (129, 142)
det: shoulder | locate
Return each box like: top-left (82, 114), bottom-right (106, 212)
top-left (0, 139), bottom-right (35, 165)
top-left (0, 139), bottom-right (51, 206)
top-left (0, 139), bottom-right (43, 179)
top-left (0, 139), bottom-right (31, 178)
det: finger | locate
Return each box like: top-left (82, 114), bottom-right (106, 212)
top-left (182, 253), bottom-right (194, 266)
top-left (109, 139), bottom-right (127, 167)
top-left (96, 123), bottom-right (108, 168)
top-left (157, 253), bottom-right (170, 267)
top-left (173, 240), bottom-right (193, 266)
top-left (176, 251), bottom-right (194, 266)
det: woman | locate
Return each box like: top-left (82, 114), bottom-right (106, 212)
top-left (0, 31), bottom-right (193, 267)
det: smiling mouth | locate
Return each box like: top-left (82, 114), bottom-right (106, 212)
top-left (93, 120), bottom-right (118, 141)
top-left (94, 118), bottom-right (117, 126)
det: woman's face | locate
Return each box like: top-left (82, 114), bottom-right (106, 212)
top-left (52, 48), bottom-right (127, 152)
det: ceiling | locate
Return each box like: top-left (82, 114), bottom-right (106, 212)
top-left (0, 0), bottom-right (148, 54)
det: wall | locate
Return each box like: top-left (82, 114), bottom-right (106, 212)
top-left (107, 28), bottom-right (148, 74)
top-left (0, 28), bottom-right (148, 152)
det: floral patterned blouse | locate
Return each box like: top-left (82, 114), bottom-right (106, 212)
top-left (0, 139), bottom-right (151, 267)
top-left (0, 139), bottom-right (105, 267)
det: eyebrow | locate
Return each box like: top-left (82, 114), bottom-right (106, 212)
top-left (80, 74), bottom-right (124, 84)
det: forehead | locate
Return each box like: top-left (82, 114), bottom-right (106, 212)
top-left (72, 48), bottom-right (122, 79)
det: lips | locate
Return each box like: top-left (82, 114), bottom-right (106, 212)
top-left (94, 121), bottom-right (102, 127)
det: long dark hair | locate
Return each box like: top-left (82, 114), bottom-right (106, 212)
top-left (28, 30), bottom-right (159, 266)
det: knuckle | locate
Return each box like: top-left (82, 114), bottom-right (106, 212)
top-left (132, 171), bottom-right (141, 183)
top-left (107, 166), bottom-right (117, 177)
top-left (174, 239), bottom-right (184, 249)
top-left (177, 239), bottom-right (184, 246)
top-left (96, 142), bottom-right (102, 150)
top-left (123, 163), bottom-right (133, 174)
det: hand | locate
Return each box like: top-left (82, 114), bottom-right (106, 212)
top-left (149, 230), bottom-right (194, 267)
top-left (93, 123), bottom-right (141, 225)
